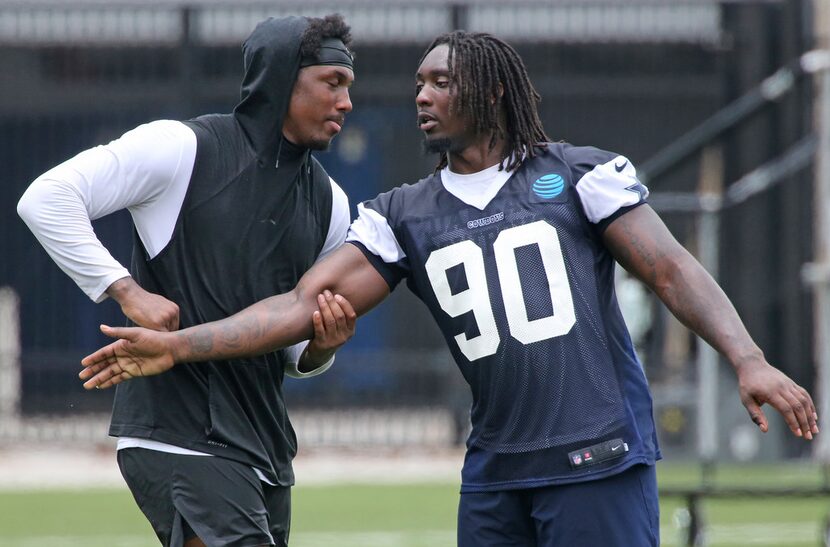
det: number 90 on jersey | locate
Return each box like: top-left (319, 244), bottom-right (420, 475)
top-left (424, 220), bottom-right (576, 361)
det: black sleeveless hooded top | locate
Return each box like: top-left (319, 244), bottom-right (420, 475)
top-left (109, 16), bottom-right (333, 486)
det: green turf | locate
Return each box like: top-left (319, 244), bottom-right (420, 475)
top-left (0, 488), bottom-right (153, 546)
top-left (292, 483), bottom-right (459, 532)
top-left (0, 462), bottom-right (828, 546)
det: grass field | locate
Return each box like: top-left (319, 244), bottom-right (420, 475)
top-left (0, 462), bottom-right (827, 546)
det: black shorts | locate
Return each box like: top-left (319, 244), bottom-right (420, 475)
top-left (117, 448), bottom-right (290, 547)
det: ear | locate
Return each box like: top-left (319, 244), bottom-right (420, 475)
top-left (491, 82), bottom-right (504, 105)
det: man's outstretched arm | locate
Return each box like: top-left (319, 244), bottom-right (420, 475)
top-left (604, 204), bottom-right (819, 440)
top-left (80, 244), bottom-right (390, 389)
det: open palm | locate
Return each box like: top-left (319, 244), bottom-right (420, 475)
top-left (79, 325), bottom-right (176, 389)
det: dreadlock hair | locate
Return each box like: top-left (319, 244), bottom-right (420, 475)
top-left (301, 13), bottom-right (353, 58)
top-left (418, 31), bottom-right (549, 172)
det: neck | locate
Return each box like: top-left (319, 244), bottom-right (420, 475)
top-left (447, 136), bottom-right (508, 175)
top-left (278, 136), bottom-right (307, 161)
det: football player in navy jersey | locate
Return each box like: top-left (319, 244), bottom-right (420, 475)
top-left (80, 31), bottom-right (818, 546)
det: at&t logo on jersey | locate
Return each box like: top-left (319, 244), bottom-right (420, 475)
top-left (532, 173), bottom-right (565, 199)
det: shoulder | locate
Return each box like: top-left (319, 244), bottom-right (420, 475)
top-left (309, 154), bottom-right (331, 180)
top-left (536, 142), bottom-right (637, 185)
top-left (305, 157), bottom-right (337, 207)
top-left (134, 119), bottom-right (194, 138)
top-left (183, 114), bottom-right (256, 178)
top-left (545, 143), bottom-right (646, 225)
top-left (362, 173), bottom-right (440, 220)
top-left (184, 114), bottom-right (250, 156)
top-left (184, 113), bottom-right (236, 135)
top-left (327, 176), bottom-right (350, 215)
top-left (328, 177), bottom-right (348, 203)
top-left (95, 120), bottom-right (197, 181)
top-left (545, 143), bottom-right (620, 174)
top-left (110, 120), bottom-right (195, 151)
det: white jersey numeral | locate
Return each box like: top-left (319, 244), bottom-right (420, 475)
top-left (494, 220), bottom-right (576, 344)
top-left (425, 240), bottom-right (500, 361)
top-left (425, 221), bottom-right (576, 361)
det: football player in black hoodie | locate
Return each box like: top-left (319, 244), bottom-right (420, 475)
top-left (18, 14), bottom-right (356, 547)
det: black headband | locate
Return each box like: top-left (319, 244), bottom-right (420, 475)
top-left (299, 37), bottom-right (354, 70)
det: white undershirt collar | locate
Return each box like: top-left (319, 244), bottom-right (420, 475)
top-left (440, 161), bottom-right (514, 211)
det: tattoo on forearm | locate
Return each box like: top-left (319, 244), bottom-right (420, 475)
top-left (180, 294), bottom-right (306, 361)
top-left (608, 210), bottom-right (754, 362)
top-left (188, 330), bottom-right (214, 355)
top-left (616, 219), bottom-right (659, 286)
top-left (214, 313), bottom-right (265, 352)
top-left (262, 305), bottom-right (282, 334)
top-left (218, 324), bottom-right (242, 349)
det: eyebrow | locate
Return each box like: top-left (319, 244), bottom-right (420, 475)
top-left (415, 68), bottom-right (450, 79)
top-left (326, 67), bottom-right (355, 85)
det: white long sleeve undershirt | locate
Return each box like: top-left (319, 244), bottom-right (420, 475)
top-left (18, 120), bottom-right (351, 480)
top-left (17, 119), bottom-right (351, 378)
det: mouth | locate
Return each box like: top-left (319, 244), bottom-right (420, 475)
top-left (326, 117), bottom-right (345, 133)
top-left (417, 112), bottom-right (438, 132)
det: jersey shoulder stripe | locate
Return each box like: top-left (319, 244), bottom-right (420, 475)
top-left (346, 175), bottom-right (439, 289)
top-left (551, 143), bottom-right (649, 226)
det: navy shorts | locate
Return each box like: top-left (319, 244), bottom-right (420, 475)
top-left (117, 448), bottom-right (290, 547)
top-left (458, 464), bottom-right (659, 547)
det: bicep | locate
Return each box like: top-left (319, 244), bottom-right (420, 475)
top-left (295, 243), bottom-right (390, 316)
top-left (22, 120), bottom-right (193, 222)
top-left (602, 204), bottom-right (689, 288)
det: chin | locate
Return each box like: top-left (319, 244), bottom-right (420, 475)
top-left (423, 136), bottom-right (453, 155)
top-left (307, 138), bottom-right (333, 151)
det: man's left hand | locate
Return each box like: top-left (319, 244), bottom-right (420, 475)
top-left (736, 359), bottom-right (819, 439)
top-left (298, 291), bottom-right (356, 372)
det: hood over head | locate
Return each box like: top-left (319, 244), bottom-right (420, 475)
top-left (233, 16), bottom-right (308, 168)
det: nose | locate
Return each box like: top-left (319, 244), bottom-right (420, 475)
top-left (416, 86), bottom-right (432, 107)
top-left (337, 89), bottom-right (353, 113)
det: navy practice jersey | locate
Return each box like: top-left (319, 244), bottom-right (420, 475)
top-left (347, 143), bottom-right (660, 492)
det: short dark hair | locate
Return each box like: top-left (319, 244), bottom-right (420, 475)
top-left (419, 31), bottom-right (549, 172)
top-left (301, 14), bottom-right (353, 59)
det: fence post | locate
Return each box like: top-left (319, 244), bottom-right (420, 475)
top-left (0, 287), bottom-right (21, 438)
top-left (807, 0), bottom-right (830, 469)
top-left (696, 145), bottom-right (724, 483)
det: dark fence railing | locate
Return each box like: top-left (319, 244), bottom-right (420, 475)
top-left (0, 1), bottom-right (815, 457)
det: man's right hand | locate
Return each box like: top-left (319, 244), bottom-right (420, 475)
top-left (106, 277), bottom-right (179, 331)
top-left (80, 325), bottom-right (176, 389)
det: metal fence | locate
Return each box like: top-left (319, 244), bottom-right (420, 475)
top-left (0, 0), bottom-right (818, 458)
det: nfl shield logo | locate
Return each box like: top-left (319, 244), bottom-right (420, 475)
top-left (572, 454), bottom-right (583, 465)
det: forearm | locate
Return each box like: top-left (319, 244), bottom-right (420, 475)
top-left (105, 276), bottom-right (140, 303)
top-left (168, 290), bottom-right (316, 364)
top-left (163, 244), bottom-right (387, 365)
top-left (636, 244), bottom-right (819, 440)
top-left (649, 251), bottom-right (763, 371)
top-left (606, 206), bottom-right (762, 372)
